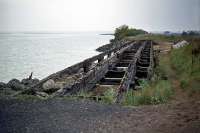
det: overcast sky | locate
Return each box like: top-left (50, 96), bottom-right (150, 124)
top-left (0, 0), bottom-right (199, 32)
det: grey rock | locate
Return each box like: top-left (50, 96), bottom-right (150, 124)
top-left (42, 79), bottom-right (55, 90)
top-left (42, 79), bottom-right (60, 93)
top-left (0, 82), bottom-right (7, 90)
top-left (7, 79), bottom-right (25, 91)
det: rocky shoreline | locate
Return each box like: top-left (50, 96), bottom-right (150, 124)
top-left (0, 73), bottom-right (82, 99)
top-left (0, 73), bottom-right (44, 98)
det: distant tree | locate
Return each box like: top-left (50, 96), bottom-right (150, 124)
top-left (164, 31), bottom-right (170, 35)
top-left (182, 31), bottom-right (200, 36)
top-left (114, 25), bottom-right (129, 40)
top-left (182, 31), bottom-right (187, 36)
top-left (114, 25), bottom-right (147, 40)
top-left (188, 31), bottom-right (197, 36)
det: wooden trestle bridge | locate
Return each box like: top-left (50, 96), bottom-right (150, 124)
top-left (31, 40), bottom-right (154, 103)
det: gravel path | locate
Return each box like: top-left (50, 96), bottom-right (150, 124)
top-left (0, 98), bottom-right (200, 133)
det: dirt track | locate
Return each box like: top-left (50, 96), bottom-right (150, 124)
top-left (0, 96), bottom-right (200, 133)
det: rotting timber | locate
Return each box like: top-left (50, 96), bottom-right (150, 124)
top-left (27, 40), bottom-right (154, 103)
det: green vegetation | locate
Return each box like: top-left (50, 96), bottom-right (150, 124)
top-left (126, 34), bottom-right (182, 42)
top-left (170, 39), bottom-right (200, 94)
top-left (100, 88), bottom-right (116, 104)
top-left (63, 88), bottom-right (116, 104)
top-left (113, 25), bottom-right (147, 41)
top-left (123, 79), bottom-right (173, 106)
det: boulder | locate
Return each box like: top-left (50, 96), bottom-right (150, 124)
top-left (42, 79), bottom-right (60, 93)
top-left (7, 79), bottom-right (25, 91)
top-left (42, 79), bottom-right (55, 90)
top-left (0, 82), bottom-right (7, 90)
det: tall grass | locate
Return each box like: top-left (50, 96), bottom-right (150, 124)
top-left (170, 41), bottom-right (200, 92)
top-left (171, 45), bottom-right (192, 75)
top-left (123, 80), bottom-right (173, 106)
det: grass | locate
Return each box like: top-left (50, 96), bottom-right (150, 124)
top-left (126, 34), bottom-right (183, 42)
top-left (123, 80), bottom-right (173, 106)
top-left (100, 88), bottom-right (116, 104)
top-left (62, 88), bottom-right (116, 104)
top-left (170, 40), bottom-right (200, 93)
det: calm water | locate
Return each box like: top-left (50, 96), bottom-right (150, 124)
top-left (0, 32), bottom-right (113, 82)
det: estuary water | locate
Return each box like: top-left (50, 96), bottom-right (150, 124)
top-left (0, 32), bottom-right (112, 82)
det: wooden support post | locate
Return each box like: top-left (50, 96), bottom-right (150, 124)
top-left (98, 56), bottom-right (104, 63)
top-left (83, 61), bottom-right (91, 73)
top-left (107, 52), bottom-right (111, 58)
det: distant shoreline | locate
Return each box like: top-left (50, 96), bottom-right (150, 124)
top-left (99, 33), bottom-right (114, 36)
